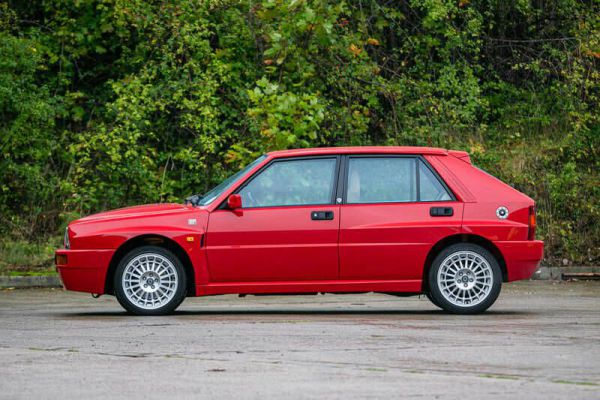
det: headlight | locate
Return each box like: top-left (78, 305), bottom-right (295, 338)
top-left (64, 227), bottom-right (70, 249)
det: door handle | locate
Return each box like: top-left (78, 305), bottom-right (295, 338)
top-left (311, 211), bottom-right (334, 220)
top-left (430, 207), bottom-right (453, 217)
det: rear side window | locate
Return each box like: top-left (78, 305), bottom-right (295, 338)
top-left (345, 157), bottom-right (453, 203)
top-left (347, 157), bottom-right (417, 203)
top-left (419, 160), bottom-right (451, 201)
top-left (239, 158), bottom-right (337, 207)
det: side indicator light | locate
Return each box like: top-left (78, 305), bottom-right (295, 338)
top-left (56, 254), bottom-right (68, 265)
top-left (186, 236), bottom-right (195, 242)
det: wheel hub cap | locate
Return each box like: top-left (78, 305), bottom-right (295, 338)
top-left (437, 250), bottom-right (493, 307)
top-left (141, 272), bottom-right (160, 292)
top-left (457, 269), bottom-right (476, 290)
top-left (122, 253), bottom-right (178, 310)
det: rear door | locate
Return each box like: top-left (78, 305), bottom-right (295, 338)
top-left (339, 155), bottom-right (463, 280)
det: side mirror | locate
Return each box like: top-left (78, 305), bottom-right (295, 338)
top-left (227, 194), bottom-right (242, 209)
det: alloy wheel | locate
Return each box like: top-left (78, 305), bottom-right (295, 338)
top-left (122, 253), bottom-right (179, 310)
top-left (436, 250), bottom-right (494, 307)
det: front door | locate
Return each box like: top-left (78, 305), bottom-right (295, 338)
top-left (339, 156), bottom-right (463, 280)
top-left (206, 157), bottom-right (340, 282)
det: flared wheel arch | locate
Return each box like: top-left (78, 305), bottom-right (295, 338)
top-left (422, 234), bottom-right (507, 293)
top-left (104, 235), bottom-right (196, 297)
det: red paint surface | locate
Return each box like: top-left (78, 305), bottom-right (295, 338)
top-left (56, 146), bottom-right (544, 296)
top-left (339, 202), bottom-right (463, 280)
top-left (206, 206), bottom-right (340, 282)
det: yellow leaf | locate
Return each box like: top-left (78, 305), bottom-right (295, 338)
top-left (349, 44), bottom-right (362, 57)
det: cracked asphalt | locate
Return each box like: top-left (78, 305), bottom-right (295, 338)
top-left (0, 281), bottom-right (599, 399)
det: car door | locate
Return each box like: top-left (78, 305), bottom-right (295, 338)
top-left (206, 156), bottom-right (341, 282)
top-left (339, 155), bottom-right (463, 281)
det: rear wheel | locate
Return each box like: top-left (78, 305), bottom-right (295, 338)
top-left (114, 246), bottom-right (186, 315)
top-left (428, 243), bottom-right (502, 314)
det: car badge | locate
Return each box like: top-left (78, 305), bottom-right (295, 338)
top-left (496, 206), bottom-right (509, 219)
top-left (188, 218), bottom-right (197, 226)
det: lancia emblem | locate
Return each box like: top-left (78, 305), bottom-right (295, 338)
top-left (496, 207), bottom-right (509, 219)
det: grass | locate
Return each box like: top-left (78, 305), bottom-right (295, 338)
top-left (366, 367), bottom-right (388, 372)
top-left (0, 238), bottom-right (60, 276)
top-left (552, 380), bottom-right (599, 387)
top-left (479, 374), bottom-right (520, 380)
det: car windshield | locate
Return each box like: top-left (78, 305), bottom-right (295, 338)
top-left (195, 155), bottom-right (267, 206)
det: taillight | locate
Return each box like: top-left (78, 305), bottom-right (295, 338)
top-left (528, 206), bottom-right (536, 240)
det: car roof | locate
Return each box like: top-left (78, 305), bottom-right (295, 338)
top-left (267, 146), bottom-right (449, 158)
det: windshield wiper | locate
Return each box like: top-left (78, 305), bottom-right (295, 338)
top-left (184, 193), bottom-right (203, 206)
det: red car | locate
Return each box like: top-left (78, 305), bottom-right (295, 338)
top-left (55, 147), bottom-right (543, 315)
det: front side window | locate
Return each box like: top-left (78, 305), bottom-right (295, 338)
top-left (347, 157), bottom-right (417, 203)
top-left (239, 158), bottom-right (337, 208)
top-left (197, 155), bottom-right (267, 206)
top-left (419, 160), bottom-right (451, 201)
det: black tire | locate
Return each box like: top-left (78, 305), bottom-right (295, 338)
top-left (114, 245), bottom-right (187, 316)
top-left (425, 291), bottom-right (442, 309)
top-left (427, 243), bottom-right (502, 314)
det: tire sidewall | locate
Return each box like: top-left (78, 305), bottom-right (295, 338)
top-left (114, 245), bottom-right (187, 316)
top-left (428, 243), bottom-right (502, 314)
top-left (425, 291), bottom-right (442, 309)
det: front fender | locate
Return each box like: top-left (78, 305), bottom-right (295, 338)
top-left (62, 209), bottom-right (209, 295)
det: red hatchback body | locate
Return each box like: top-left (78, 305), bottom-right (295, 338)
top-left (55, 147), bottom-right (543, 315)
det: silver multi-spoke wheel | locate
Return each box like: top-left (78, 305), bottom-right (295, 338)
top-left (122, 252), bottom-right (179, 310)
top-left (437, 250), bottom-right (493, 307)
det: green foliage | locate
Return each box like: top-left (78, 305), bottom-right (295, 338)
top-left (0, 0), bottom-right (598, 266)
top-left (247, 77), bottom-right (326, 150)
top-left (0, 238), bottom-right (58, 275)
top-left (0, 29), bottom-right (61, 238)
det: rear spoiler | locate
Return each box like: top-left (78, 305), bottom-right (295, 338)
top-left (448, 150), bottom-right (471, 164)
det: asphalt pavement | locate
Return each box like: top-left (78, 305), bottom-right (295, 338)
top-left (0, 281), bottom-right (598, 399)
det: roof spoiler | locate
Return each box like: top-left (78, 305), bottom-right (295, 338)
top-left (448, 150), bottom-right (471, 164)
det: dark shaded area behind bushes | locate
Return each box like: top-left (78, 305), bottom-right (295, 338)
top-left (0, 0), bottom-right (598, 271)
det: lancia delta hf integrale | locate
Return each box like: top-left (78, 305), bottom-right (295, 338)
top-left (56, 147), bottom-right (543, 315)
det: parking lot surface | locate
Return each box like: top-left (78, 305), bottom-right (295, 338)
top-left (0, 281), bottom-right (599, 399)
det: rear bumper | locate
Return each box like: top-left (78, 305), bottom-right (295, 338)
top-left (55, 249), bottom-right (115, 294)
top-left (495, 240), bottom-right (544, 281)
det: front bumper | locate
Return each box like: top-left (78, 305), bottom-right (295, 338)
top-left (495, 240), bottom-right (544, 281)
top-left (55, 249), bottom-right (115, 294)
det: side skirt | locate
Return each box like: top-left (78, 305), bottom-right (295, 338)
top-left (195, 280), bottom-right (422, 297)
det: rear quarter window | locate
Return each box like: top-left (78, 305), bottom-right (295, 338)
top-left (419, 160), bottom-right (452, 201)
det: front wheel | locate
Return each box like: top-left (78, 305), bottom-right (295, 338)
top-left (428, 244), bottom-right (502, 314)
top-left (114, 246), bottom-right (187, 315)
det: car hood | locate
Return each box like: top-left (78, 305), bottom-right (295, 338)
top-left (73, 203), bottom-right (199, 224)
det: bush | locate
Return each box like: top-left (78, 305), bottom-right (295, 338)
top-left (0, 0), bottom-right (598, 266)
